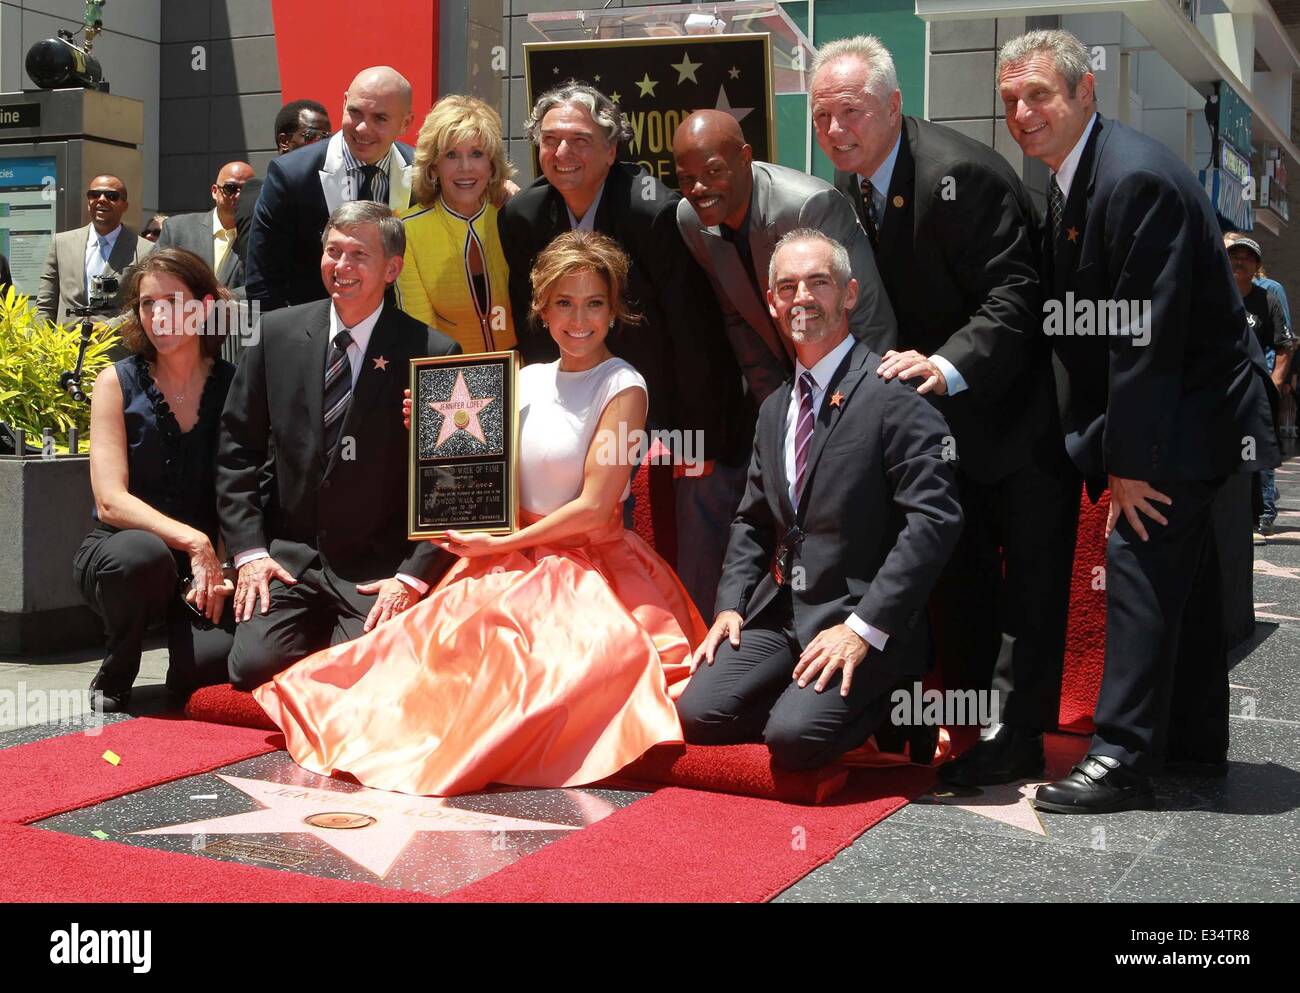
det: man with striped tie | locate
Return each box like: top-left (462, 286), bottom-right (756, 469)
top-left (677, 229), bottom-right (962, 770)
top-left (218, 202), bottom-right (460, 690)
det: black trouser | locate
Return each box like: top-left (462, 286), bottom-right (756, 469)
top-left (1090, 478), bottom-right (1228, 772)
top-left (226, 559), bottom-right (372, 689)
top-left (930, 444), bottom-right (1081, 731)
top-left (73, 527), bottom-right (235, 696)
top-left (676, 591), bottom-right (902, 770)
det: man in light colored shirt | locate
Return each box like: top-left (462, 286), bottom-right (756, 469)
top-left (36, 174), bottom-right (152, 324)
top-left (678, 229), bottom-right (963, 771)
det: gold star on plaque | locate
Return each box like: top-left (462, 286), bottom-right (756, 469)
top-left (372, 355), bottom-right (388, 371)
top-left (635, 73), bottom-right (659, 97)
top-left (1066, 226), bottom-right (1079, 242)
top-left (671, 51), bottom-right (702, 84)
top-left (610, 90), bottom-right (622, 104)
top-left (728, 66), bottom-right (741, 79)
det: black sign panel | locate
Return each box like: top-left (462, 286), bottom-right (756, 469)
top-left (524, 34), bottom-right (774, 189)
top-left (0, 104), bottom-right (41, 130)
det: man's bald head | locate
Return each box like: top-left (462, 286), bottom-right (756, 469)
top-left (212, 161), bottom-right (254, 226)
top-left (341, 66), bottom-right (415, 165)
top-left (672, 110), bottom-right (753, 230)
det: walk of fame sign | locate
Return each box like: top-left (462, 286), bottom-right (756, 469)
top-left (408, 351), bottom-right (520, 539)
top-left (524, 34), bottom-right (774, 189)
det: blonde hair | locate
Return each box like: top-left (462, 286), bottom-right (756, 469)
top-left (528, 230), bottom-right (640, 329)
top-left (411, 95), bottom-right (514, 207)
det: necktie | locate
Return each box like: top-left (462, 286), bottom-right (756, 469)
top-left (793, 371), bottom-right (816, 507)
top-left (860, 178), bottom-right (880, 248)
top-left (1048, 176), bottom-right (1065, 242)
top-left (358, 164), bottom-right (384, 203)
top-left (86, 236), bottom-right (110, 290)
top-left (322, 329), bottom-right (354, 459)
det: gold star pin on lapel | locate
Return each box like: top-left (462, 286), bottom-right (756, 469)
top-left (372, 356), bottom-right (389, 371)
top-left (1066, 227), bottom-right (1079, 242)
top-left (830, 392), bottom-right (846, 408)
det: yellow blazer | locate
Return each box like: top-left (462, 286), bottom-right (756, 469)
top-left (397, 199), bottom-right (517, 354)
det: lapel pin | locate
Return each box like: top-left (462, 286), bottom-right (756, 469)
top-left (892, 195), bottom-right (904, 208)
top-left (830, 392), bottom-right (846, 408)
top-left (1066, 227), bottom-right (1079, 243)
top-left (373, 355), bottom-right (389, 371)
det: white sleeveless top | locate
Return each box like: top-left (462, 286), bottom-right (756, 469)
top-left (518, 357), bottom-right (647, 516)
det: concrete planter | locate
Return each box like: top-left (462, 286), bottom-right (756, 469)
top-left (0, 455), bottom-right (102, 654)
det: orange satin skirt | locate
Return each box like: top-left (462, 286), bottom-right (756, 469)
top-left (253, 512), bottom-right (706, 797)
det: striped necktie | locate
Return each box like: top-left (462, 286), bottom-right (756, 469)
top-left (793, 371), bottom-right (816, 507)
top-left (322, 329), bottom-right (354, 459)
top-left (1048, 176), bottom-right (1065, 241)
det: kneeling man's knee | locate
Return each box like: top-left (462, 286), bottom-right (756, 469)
top-left (763, 714), bottom-right (840, 771)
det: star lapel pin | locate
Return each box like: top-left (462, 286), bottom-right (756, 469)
top-left (1066, 226), bottom-right (1079, 243)
top-left (372, 355), bottom-right (389, 371)
top-left (830, 392), bottom-right (846, 408)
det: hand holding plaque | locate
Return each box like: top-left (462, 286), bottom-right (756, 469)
top-left (408, 351), bottom-right (520, 539)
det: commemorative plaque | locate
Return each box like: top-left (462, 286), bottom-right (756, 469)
top-left (408, 351), bottom-right (520, 539)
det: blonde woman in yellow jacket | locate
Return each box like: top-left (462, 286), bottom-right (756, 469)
top-left (397, 96), bottom-right (517, 354)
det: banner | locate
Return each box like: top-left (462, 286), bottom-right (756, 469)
top-left (524, 34), bottom-right (774, 189)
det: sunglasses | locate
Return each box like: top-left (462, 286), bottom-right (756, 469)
top-left (142, 227), bottom-right (162, 239)
top-left (216, 182), bottom-right (245, 197)
top-left (86, 189), bottom-right (122, 202)
top-left (299, 128), bottom-right (331, 142)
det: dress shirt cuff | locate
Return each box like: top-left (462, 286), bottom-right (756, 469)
top-left (233, 548), bottom-right (269, 569)
top-left (846, 613), bottom-right (890, 652)
top-left (396, 573), bottom-right (429, 596)
top-left (930, 354), bottom-right (967, 396)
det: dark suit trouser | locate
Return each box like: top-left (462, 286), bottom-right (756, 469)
top-left (935, 444), bottom-right (1082, 730)
top-left (676, 592), bottom-right (900, 770)
top-left (1090, 478), bottom-right (1228, 772)
top-left (226, 558), bottom-right (371, 689)
top-left (74, 528), bottom-right (235, 696)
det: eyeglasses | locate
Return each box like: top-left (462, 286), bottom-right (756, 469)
top-left (216, 182), bottom-right (245, 197)
top-left (86, 189), bottom-right (122, 202)
top-left (299, 128), bottom-right (331, 142)
top-left (142, 227), bottom-right (162, 239)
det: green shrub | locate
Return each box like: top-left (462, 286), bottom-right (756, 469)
top-left (0, 284), bottom-right (118, 451)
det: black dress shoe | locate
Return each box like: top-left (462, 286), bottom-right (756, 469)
top-left (873, 722), bottom-right (941, 766)
top-left (1031, 754), bottom-right (1153, 814)
top-left (939, 723), bottom-right (1044, 786)
top-left (89, 682), bottom-right (131, 714)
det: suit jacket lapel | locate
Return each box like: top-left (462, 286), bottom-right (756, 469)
top-left (878, 122), bottom-right (915, 250)
top-left (769, 378), bottom-right (797, 523)
top-left (106, 226), bottom-right (138, 274)
top-left (795, 343), bottom-right (869, 510)
top-left (835, 169), bottom-right (871, 232)
top-left (389, 143), bottom-right (414, 211)
top-left (319, 132), bottom-right (349, 215)
top-left (1053, 116), bottom-right (1104, 297)
top-left (303, 302), bottom-right (331, 475)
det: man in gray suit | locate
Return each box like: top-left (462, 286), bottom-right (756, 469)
top-left (673, 111), bottom-right (897, 406)
top-left (157, 160), bottom-right (255, 294)
top-left (36, 174), bottom-right (152, 325)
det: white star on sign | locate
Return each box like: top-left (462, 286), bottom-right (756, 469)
top-left (135, 774), bottom-right (579, 878)
top-left (711, 85), bottom-right (753, 124)
top-left (728, 65), bottom-right (741, 79)
top-left (671, 51), bottom-right (702, 84)
top-left (636, 73), bottom-right (659, 98)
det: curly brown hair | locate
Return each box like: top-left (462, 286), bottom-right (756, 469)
top-left (117, 248), bottom-right (231, 361)
top-left (528, 230), bottom-right (641, 330)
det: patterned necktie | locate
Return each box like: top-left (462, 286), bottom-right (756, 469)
top-left (86, 236), bottom-right (110, 291)
top-left (358, 164), bottom-right (384, 203)
top-left (859, 178), bottom-right (880, 248)
top-left (1048, 176), bottom-right (1065, 242)
top-left (793, 371), bottom-right (817, 507)
top-left (322, 329), bottom-right (354, 459)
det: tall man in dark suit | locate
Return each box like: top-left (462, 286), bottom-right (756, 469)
top-left (809, 35), bottom-right (1081, 786)
top-left (234, 100), bottom-right (332, 268)
top-left (218, 201), bottom-right (460, 689)
top-left (497, 83), bottom-right (745, 615)
top-left (157, 160), bottom-right (255, 293)
top-left (997, 30), bottom-right (1280, 813)
top-left (246, 68), bottom-right (415, 311)
top-left (677, 230), bottom-right (963, 769)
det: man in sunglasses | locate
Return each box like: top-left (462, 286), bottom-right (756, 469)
top-left (36, 174), bottom-right (153, 325)
top-left (156, 161), bottom-right (255, 294)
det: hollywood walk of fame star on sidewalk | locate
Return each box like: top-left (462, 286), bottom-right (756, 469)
top-left (429, 370), bottom-right (494, 447)
top-left (135, 775), bottom-right (583, 878)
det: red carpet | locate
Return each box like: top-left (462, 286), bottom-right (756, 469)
top-left (1060, 493), bottom-right (1108, 733)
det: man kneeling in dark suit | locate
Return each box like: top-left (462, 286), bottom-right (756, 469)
top-left (217, 201), bottom-right (460, 689)
top-left (677, 229), bottom-right (963, 769)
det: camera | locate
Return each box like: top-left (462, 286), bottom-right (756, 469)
top-left (88, 273), bottom-right (119, 312)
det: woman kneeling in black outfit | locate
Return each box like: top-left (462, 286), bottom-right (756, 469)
top-left (75, 248), bottom-right (238, 711)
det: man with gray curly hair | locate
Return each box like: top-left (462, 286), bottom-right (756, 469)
top-left (498, 82), bottom-right (747, 616)
top-left (997, 28), bottom-right (1280, 814)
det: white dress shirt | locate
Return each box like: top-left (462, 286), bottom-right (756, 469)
top-left (1053, 112), bottom-right (1098, 201)
top-left (234, 301), bottom-right (429, 595)
top-left (782, 334), bottom-right (889, 652)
